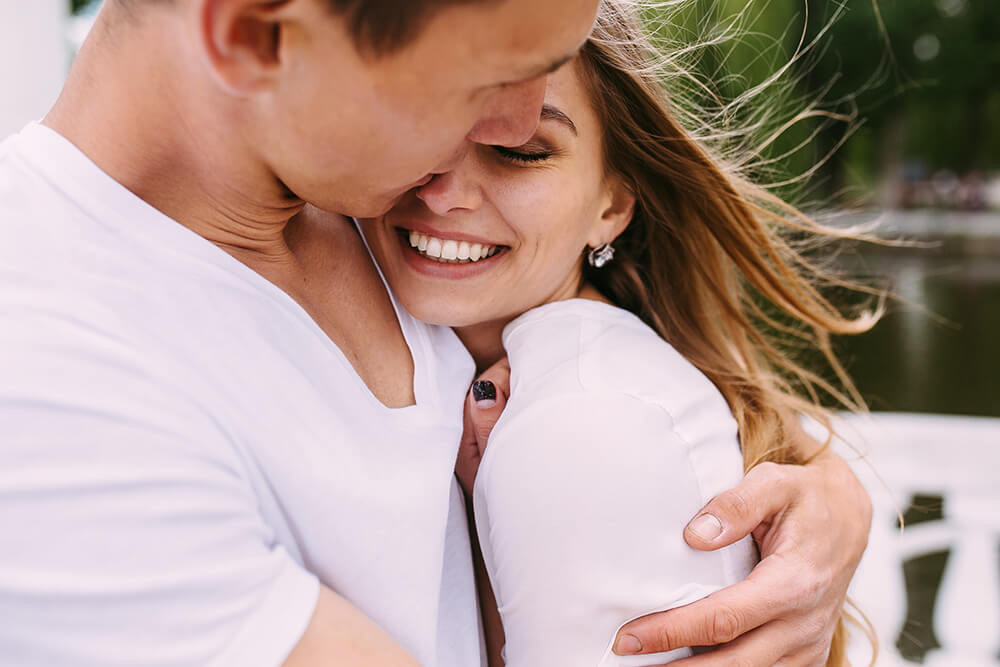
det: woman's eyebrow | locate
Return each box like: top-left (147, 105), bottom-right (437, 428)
top-left (540, 104), bottom-right (577, 135)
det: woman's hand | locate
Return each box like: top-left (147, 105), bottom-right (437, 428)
top-left (455, 358), bottom-right (511, 499)
top-left (458, 359), bottom-right (513, 667)
top-left (611, 449), bottom-right (872, 666)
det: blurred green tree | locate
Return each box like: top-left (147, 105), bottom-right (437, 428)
top-left (653, 0), bottom-right (999, 205)
top-left (801, 0), bottom-right (1000, 202)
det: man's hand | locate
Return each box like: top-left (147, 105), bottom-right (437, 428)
top-left (612, 449), bottom-right (871, 666)
top-left (455, 358), bottom-right (511, 499)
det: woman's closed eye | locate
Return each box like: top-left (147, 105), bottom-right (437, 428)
top-left (492, 144), bottom-right (555, 164)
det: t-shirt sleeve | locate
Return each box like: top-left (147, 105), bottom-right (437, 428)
top-left (0, 316), bottom-right (320, 666)
top-left (473, 391), bottom-right (756, 667)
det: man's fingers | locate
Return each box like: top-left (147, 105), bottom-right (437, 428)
top-left (662, 620), bottom-right (802, 667)
top-left (684, 461), bottom-right (799, 550)
top-left (468, 358), bottom-right (510, 449)
top-left (613, 559), bottom-right (798, 655)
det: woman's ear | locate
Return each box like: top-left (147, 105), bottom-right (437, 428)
top-left (590, 174), bottom-right (636, 248)
top-left (199, 0), bottom-right (298, 96)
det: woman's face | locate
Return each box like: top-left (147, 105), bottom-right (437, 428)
top-left (361, 59), bottom-right (633, 328)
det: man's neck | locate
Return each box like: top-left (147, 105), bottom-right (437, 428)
top-left (43, 6), bottom-right (304, 264)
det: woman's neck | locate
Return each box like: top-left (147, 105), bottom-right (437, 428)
top-left (454, 283), bottom-right (611, 373)
top-left (454, 319), bottom-right (510, 374)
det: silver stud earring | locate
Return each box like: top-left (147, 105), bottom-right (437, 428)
top-left (587, 243), bottom-right (615, 268)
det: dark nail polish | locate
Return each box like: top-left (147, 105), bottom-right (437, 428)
top-left (472, 380), bottom-right (497, 402)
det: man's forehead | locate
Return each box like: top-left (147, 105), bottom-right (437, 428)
top-left (418, 0), bottom-right (596, 78)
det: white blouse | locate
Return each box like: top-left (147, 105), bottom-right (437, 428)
top-left (473, 299), bottom-right (757, 666)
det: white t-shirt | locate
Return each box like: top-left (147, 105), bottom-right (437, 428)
top-left (474, 299), bottom-right (758, 666)
top-left (0, 123), bottom-right (483, 667)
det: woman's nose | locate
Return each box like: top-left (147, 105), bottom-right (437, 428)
top-left (416, 168), bottom-right (483, 216)
top-left (466, 75), bottom-right (547, 148)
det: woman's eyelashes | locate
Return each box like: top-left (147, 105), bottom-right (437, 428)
top-left (492, 144), bottom-right (556, 164)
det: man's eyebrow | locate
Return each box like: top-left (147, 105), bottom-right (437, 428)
top-left (540, 104), bottom-right (577, 135)
top-left (539, 55), bottom-right (574, 77)
top-left (513, 54), bottom-right (574, 84)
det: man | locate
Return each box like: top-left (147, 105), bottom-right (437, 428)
top-left (0, 0), bottom-right (870, 664)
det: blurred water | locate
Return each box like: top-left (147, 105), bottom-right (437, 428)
top-left (834, 212), bottom-right (1000, 418)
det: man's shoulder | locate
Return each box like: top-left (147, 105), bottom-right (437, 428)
top-left (0, 133), bottom-right (58, 221)
top-left (0, 131), bottom-right (105, 271)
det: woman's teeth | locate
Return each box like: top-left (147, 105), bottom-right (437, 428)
top-left (408, 230), bottom-right (499, 264)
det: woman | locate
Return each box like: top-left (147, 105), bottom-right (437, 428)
top-left (361, 1), bottom-right (876, 664)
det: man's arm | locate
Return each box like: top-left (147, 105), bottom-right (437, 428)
top-left (284, 586), bottom-right (419, 667)
top-left (465, 360), bottom-right (871, 667)
top-left (0, 317), bottom-right (416, 666)
top-left (611, 446), bottom-right (870, 665)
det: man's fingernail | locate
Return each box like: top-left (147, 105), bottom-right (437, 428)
top-left (688, 513), bottom-right (724, 541)
top-left (472, 380), bottom-right (497, 403)
top-left (614, 634), bottom-right (642, 655)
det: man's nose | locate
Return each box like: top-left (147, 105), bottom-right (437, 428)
top-left (466, 75), bottom-right (547, 148)
top-left (432, 142), bottom-right (471, 176)
top-left (416, 166), bottom-right (483, 216)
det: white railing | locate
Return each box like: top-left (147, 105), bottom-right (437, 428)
top-left (817, 413), bottom-right (1000, 666)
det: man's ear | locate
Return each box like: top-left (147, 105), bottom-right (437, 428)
top-left (199, 0), bottom-right (298, 96)
top-left (590, 174), bottom-right (636, 248)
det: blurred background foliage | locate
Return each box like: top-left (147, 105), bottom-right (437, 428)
top-left (645, 0), bottom-right (999, 207)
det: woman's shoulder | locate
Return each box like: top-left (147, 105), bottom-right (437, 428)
top-left (502, 299), bottom-right (735, 439)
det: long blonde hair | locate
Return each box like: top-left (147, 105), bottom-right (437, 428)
top-left (579, 2), bottom-right (881, 662)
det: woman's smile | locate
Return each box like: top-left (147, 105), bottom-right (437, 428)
top-left (361, 59), bottom-right (627, 330)
top-left (388, 222), bottom-right (511, 281)
top-left (403, 228), bottom-right (504, 264)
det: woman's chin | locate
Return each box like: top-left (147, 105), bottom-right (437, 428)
top-left (403, 299), bottom-right (490, 329)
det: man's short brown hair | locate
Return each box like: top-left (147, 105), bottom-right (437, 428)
top-left (326, 0), bottom-right (497, 56)
top-left (124, 0), bottom-right (498, 56)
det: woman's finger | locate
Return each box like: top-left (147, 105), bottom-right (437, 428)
top-left (467, 357), bottom-right (511, 450)
top-left (457, 359), bottom-right (510, 493)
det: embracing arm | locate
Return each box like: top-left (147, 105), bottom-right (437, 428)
top-left (284, 587), bottom-right (418, 667)
top-left (0, 334), bottom-right (414, 666)
top-left (612, 423), bottom-right (871, 666)
top-left (464, 360), bottom-right (871, 667)
top-left (472, 390), bottom-right (753, 666)
top-left (0, 411), bottom-right (417, 667)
